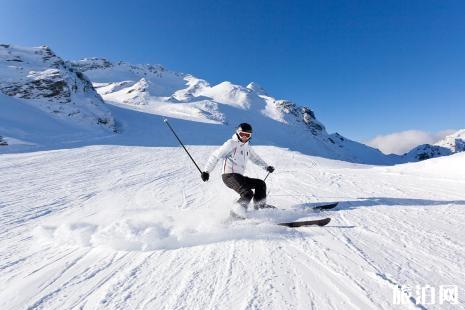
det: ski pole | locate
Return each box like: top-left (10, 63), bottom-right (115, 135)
top-left (264, 172), bottom-right (270, 181)
top-left (163, 119), bottom-right (202, 174)
top-left (264, 172), bottom-right (272, 196)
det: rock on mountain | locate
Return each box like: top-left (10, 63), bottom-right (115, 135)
top-left (70, 58), bottom-right (398, 165)
top-left (0, 44), bottom-right (115, 131)
top-left (402, 129), bottom-right (465, 161)
top-left (0, 135), bottom-right (7, 146)
top-left (402, 144), bottom-right (452, 161)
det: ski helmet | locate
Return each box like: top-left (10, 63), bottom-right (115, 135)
top-left (237, 123), bottom-right (253, 133)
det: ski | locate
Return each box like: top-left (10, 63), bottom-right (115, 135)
top-left (278, 217), bottom-right (331, 227)
top-left (311, 202), bottom-right (338, 211)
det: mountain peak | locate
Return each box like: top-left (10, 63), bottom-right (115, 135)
top-left (402, 128), bottom-right (465, 161)
top-left (434, 129), bottom-right (465, 153)
top-left (73, 57), bottom-right (113, 71)
top-left (246, 82), bottom-right (267, 95)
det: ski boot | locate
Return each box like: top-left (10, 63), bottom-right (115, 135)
top-left (230, 203), bottom-right (247, 220)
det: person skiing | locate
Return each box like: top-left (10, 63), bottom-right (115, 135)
top-left (201, 123), bottom-right (275, 218)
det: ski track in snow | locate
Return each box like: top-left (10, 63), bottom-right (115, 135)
top-left (1, 145), bottom-right (464, 309)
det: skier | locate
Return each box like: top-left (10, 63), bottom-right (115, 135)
top-left (201, 123), bottom-right (275, 218)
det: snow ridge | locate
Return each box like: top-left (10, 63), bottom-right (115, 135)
top-left (71, 57), bottom-right (397, 164)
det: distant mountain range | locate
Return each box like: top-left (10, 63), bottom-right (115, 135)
top-left (68, 57), bottom-right (398, 164)
top-left (402, 129), bottom-right (465, 161)
top-left (0, 44), bottom-right (463, 164)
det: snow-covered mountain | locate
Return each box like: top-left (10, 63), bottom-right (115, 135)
top-left (6, 44), bottom-right (461, 165)
top-left (0, 44), bottom-right (115, 131)
top-left (402, 129), bottom-right (465, 161)
top-left (70, 57), bottom-right (398, 165)
top-left (435, 129), bottom-right (465, 152)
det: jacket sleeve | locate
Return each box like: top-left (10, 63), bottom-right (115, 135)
top-left (249, 146), bottom-right (269, 170)
top-left (203, 140), bottom-right (235, 173)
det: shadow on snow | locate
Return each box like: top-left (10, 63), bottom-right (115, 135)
top-left (295, 197), bottom-right (465, 211)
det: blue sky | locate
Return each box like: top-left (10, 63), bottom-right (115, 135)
top-left (1, 0), bottom-right (464, 142)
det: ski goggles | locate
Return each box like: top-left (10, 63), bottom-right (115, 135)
top-left (237, 131), bottom-right (252, 139)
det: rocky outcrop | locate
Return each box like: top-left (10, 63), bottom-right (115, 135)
top-left (0, 45), bottom-right (115, 130)
top-left (403, 144), bottom-right (452, 161)
top-left (0, 136), bottom-right (7, 146)
top-left (435, 129), bottom-right (465, 153)
top-left (275, 100), bottom-right (324, 135)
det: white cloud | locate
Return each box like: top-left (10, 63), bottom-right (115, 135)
top-left (365, 129), bottom-right (457, 155)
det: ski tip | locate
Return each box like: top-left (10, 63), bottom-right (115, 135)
top-left (163, 118), bottom-right (168, 122)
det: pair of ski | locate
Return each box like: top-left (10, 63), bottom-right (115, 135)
top-left (277, 202), bottom-right (338, 228)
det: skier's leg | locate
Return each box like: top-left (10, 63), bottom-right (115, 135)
top-left (222, 173), bottom-right (254, 206)
top-left (243, 177), bottom-right (268, 209)
top-left (222, 174), bottom-right (254, 217)
top-left (237, 190), bottom-right (254, 207)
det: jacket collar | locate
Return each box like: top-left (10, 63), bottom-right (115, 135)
top-left (232, 133), bottom-right (250, 145)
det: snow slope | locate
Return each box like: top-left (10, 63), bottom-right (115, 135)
top-left (0, 93), bottom-right (114, 153)
top-left (0, 145), bottom-right (464, 309)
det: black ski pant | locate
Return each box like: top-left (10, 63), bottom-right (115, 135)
top-left (222, 173), bottom-right (266, 208)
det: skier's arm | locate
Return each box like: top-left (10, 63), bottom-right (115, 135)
top-left (203, 140), bottom-right (235, 173)
top-left (249, 147), bottom-right (269, 170)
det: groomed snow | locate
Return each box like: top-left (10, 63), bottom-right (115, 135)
top-left (0, 145), bottom-right (464, 309)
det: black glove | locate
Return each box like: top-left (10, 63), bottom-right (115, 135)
top-left (266, 166), bottom-right (275, 173)
top-left (201, 171), bottom-right (209, 182)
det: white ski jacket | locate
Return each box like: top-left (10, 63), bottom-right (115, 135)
top-left (204, 134), bottom-right (269, 175)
